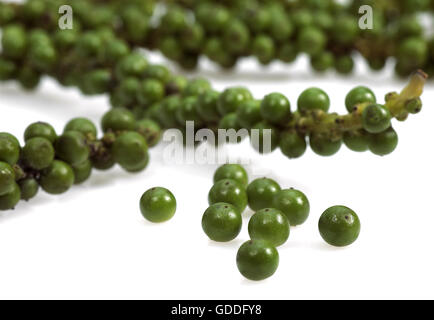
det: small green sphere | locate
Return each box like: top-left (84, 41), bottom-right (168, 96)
top-left (335, 55), bottom-right (354, 74)
top-left (140, 187), bottom-right (177, 223)
top-left (297, 27), bottom-right (326, 55)
top-left (208, 179), bottom-right (248, 212)
top-left (217, 87), bottom-right (253, 116)
top-left (112, 131), bottom-right (149, 172)
top-left (310, 134), bottom-right (342, 156)
top-left (247, 177), bottom-right (281, 211)
top-left (310, 52), bottom-right (334, 72)
top-left (343, 130), bottom-right (370, 152)
top-left (136, 118), bottom-right (162, 148)
top-left (176, 96), bottom-right (203, 127)
top-left (72, 160), bottom-right (92, 184)
top-left (362, 104), bottom-right (391, 134)
top-left (101, 108), bottom-right (136, 133)
top-left (159, 96), bottom-right (181, 128)
top-left (55, 131), bottom-right (90, 167)
top-left (236, 100), bottom-right (262, 129)
top-left (22, 137), bottom-right (55, 170)
top-left (0, 132), bottom-right (20, 165)
top-left (272, 188), bottom-right (310, 226)
top-left (183, 78), bottom-right (211, 97)
top-left (345, 86), bottom-right (376, 113)
top-left (0, 161), bottom-right (15, 196)
top-left (40, 160), bottom-right (75, 195)
top-left (369, 127), bottom-right (398, 156)
top-left (260, 93), bottom-right (291, 125)
top-left (137, 79), bottom-right (164, 106)
top-left (319, 205), bottom-right (361, 247)
top-left (0, 182), bottom-right (21, 210)
top-left (18, 178), bottom-right (39, 201)
top-left (202, 202), bottom-right (242, 242)
top-left (196, 90), bottom-right (221, 123)
top-left (248, 208), bottom-right (290, 247)
top-left (24, 122), bottom-right (57, 143)
top-left (252, 35), bottom-right (275, 65)
top-left (279, 131), bottom-right (307, 159)
top-left (115, 53), bottom-right (148, 79)
top-left (64, 118), bottom-right (97, 137)
top-left (250, 122), bottom-right (280, 154)
top-left (214, 164), bottom-right (248, 187)
top-left (236, 240), bottom-right (279, 281)
top-left (297, 87), bottom-right (330, 112)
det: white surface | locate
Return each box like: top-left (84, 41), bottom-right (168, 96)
top-left (0, 53), bottom-right (433, 300)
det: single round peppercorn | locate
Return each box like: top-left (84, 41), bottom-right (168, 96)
top-left (279, 131), bottom-right (307, 159)
top-left (319, 205), bottom-right (361, 247)
top-left (40, 160), bottom-right (75, 195)
top-left (72, 160), bottom-right (92, 184)
top-left (0, 182), bottom-right (21, 211)
top-left (202, 202), bottom-right (242, 242)
top-left (260, 93), bottom-right (291, 125)
top-left (343, 130), bottom-right (370, 152)
top-left (272, 188), bottom-right (310, 226)
top-left (140, 187), bottom-right (177, 223)
top-left (250, 122), bottom-right (280, 154)
top-left (362, 104), bottom-right (391, 134)
top-left (64, 118), bottom-right (97, 137)
top-left (137, 79), bottom-right (164, 106)
top-left (110, 77), bottom-right (140, 107)
top-left (310, 52), bottom-right (334, 72)
top-left (0, 132), bottom-right (20, 165)
top-left (252, 34), bottom-right (275, 65)
top-left (24, 121), bottom-right (57, 143)
top-left (101, 108), bottom-right (136, 133)
top-left (236, 100), bottom-right (262, 129)
top-left (208, 179), bottom-right (247, 212)
top-left (297, 27), bottom-right (326, 55)
top-left (369, 127), bottom-right (399, 156)
top-left (183, 78), bottom-right (211, 97)
top-left (136, 119), bottom-right (162, 147)
top-left (335, 55), bottom-right (354, 74)
top-left (297, 87), bottom-right (330, 112)
top-left (236, 240), bottom-right (279, 281)
top-left (217, 87), bottom-right (252, 116)
top-left (214, 164), bottom-right (248, 187)
top-left (115, 52), bottom-right (148, 79)
top-left (310, 134), bottom-right (342, 156)
top-left (0, 161), bottom-right (15, 196)
top-left (248, 208), bottom-right (290, 247)
top-left (112, 131), bottom-right (149, 172)
top-left (405, 98), bottom-right (422, 114)
top-left (247, 178), bottom-right (281, 212)
top-left (1, 25), bottom-right (27, 59)
top-left (18, 177), bottom-right (39, 201)
top-left (22, 137), bottom-right (55, 170)
top-left (345, 86), bottom-right (377, 113)
top-left (196, 90), bottom-right (221, 123)
top-left (333, 15), bottom-right (359, 45)
top-left (55, 131), bottom-right (90, 167)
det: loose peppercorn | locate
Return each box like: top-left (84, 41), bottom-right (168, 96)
top-left (64, 118), bottom-right (97, 138)
top-left (247, 177), bottom-right (281, 211)
top-left (248, 208), bottom-right (290, 247)
top-left (279, 131), bottom-right (307, 159)
top-left (217, 87), bottom-right (253, 116)
top-left (40, 160), bottom-right (75, 195)
top-left (56, 131), bottom-right (90, 167)
top-left (0, 132), bottom-right (20, 165)
top-left (362, 104), bottom-right (391, 134)
top-left (208, 179), bottom-right (248, 213)
top-left (236, 240), bottom-right (279, 281)
top-left (0, 161), bottom-right (15, 196)
top-left (297, 88), bottom-right (330, 112)
top-left (112, 131), bottom-right (149, 172)
top-left (24, 122), bottom-right (57, 143)
top-left (22, 137), bottom-right (55, 170)
top-left (310, 134), bottom-right (342, 156)
top-left (0, 182), bottom-right (21, 211)
top-left (202, 202), bottom-right (242, 242)
top-left (345, 86), bottom-right (377, 113)
top-left (18, 177), bottom-right (39, 201)
top-left (260, 93), bottom-right (291, 125)
top-left (272, 188), bottom-right (310, 226)
top-left (369, 127), bottom-right (399, 156)
top-left (214, 164), bottom-right (248, 187)
top-left (319, 205), bottom-right (361, 247)
top-left (140, 187), bottom-right (177, 223)
top-left (101, 108), bottom-right (136, 133)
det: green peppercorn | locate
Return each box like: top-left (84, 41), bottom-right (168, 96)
top-left (72, 160), bottom-right (92, 184)
top-left (397, 37), bottom-right (428, 69)
top-left (277, 43), bottom-right (298, 63)
top-left (252, 35), bottom-right (275, 65)
top-left (0, 182), bottom-right (21, 211)
top-left (343, 130), bottom-right (370, 152)
top-left (279, 131), bottom-right (307, 159)
top-left (202, 202), bottom-right (242, 242)
top-left (310, 52), bottom-right (334, 72)
top-left (223, 19), bottom-right (250, 54)
top-left (22, 137), bottom-right (55, 170)
top-left (272, 188), bottom-right (310, 226)
top-left (250, 122), bottom-right (280, 154)
top-left (103, 39), bottom-right (130, 63)
top-left (18, 178), bottom-right (39, 201)
top-left (208, 179), bottom-right (247, 212)
top-left (405, 98), bottom-right (422, 114)
top-left (333, 15), bottom-right (359, 44)
top-left (310, 134), bottom-right (342, 156)
top-left (260, 93), bottom-right (291, 125)
top-left (0, 161), bottom-right (15, 196)
top-left (219, 113), bottom-right (244, 143)
top-left (214, 164), bottom-right (248, 187)
top-left (319, 205), bottom-right (361, 247)
top-left (369, 127), bottom-right (398, 156)
top-left (297, 88), bottom-right (330, 112)
top-left (140, 187), bottom-right (177, 223)
top-left (160, 96), bottom-right (181, 128)
top-left (181, 23), bottom-right (204, 51)
top-left (102, 108), bottom-right (136, 133)
top-left (24, 122), bottom-right (57, 143)
top-left (335, 55), bottom-right (355, 74)
top-left (144, 65), bottom-right (170, 84)
top-left (176, 96), bottom-right (204, 127)
top-left (112, 131), bottom-right (149, 172)
top-left (0, 132), bottom-right (20, 165)
top-left (17, 65), bottom-right (40, 90)
top-left (297, 27), bottom-right (326, 55)
top-left (183, 78), bottom-right (211, 97)
top-left (40, 160), bottom-right (75, 195)
top-left (270, 13), bottom-right (294, 41)
top-left (64, 118), bottom-right (97, 138)
top-left (137, 79), bottom-right (164, 106)
top-left (136, 118), bottom-right (162, 147)
top-left (236, 100), bottom-right (262, 129)
top-left (362, 104), bottom-right (391, 134)
top-left (91, 149), bottom-right (116, 171)
top-left (345, 86), bottom-right (377, 113)
top-left (196, 90), bottom-right (221, 123)
top-left (247, 178), bottom-right (281, 212)
top-left (1, 25), bottom-right (27, 59)
top-left (236, 240), bottom-right (279, 281)
top-left (0, 58), bottom-right (16, 80)
top-left (161, 7), bottom-right (187, 33)
top-left (248, 208), bottom-right (290, 247)
top-left (218, 87), bottom-right (253, 116)
top-left (55, 131), bottom-right (90, 167)
top-left (115, 52), bottom-right (148, 79)
top-left (80, 69), bottom-right (111, 95)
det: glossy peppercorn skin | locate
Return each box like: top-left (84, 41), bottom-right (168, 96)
top-left (72, 160), bottom-right (92, 185)
top-left (248, 208), bottom-right (290, 247)
top-left (310, 134), bottom-right (342, 156)
top-left (64, 118), bottom-right (97, 138)
top-left (18, 178), bottom-right (39, 201)
top-left (202, 202), bottom-right (242, 242)
top-left (297, 87), bottom-right (330, 112)
top-left (0, 182), bottom-right (21, 211)
top-left (56, 131), bottom-right (90, 167)
top-left (0, 161), bottom-right (15, 196)
top-left (247, 178), bottom-right (281, 212)
top-left (208, 179), bottom-right (248, 212)
top-left (213, 164), bottom-right (248, 187)
top-left (112, 132), bottom-right (149, 172)
top-left (24, 122), bottom-right (57, 143)
top-left (343, 130), bottom-right (370, 152)
top-left (22, 137), bottom-right (55, 170)
top-left (362, 104), bottom-right (391, 134)
top-left (369, 127), bottom-right (399, 156)
top-left (345, 86), bottom-right (377, 113)
top-left (101, 108), bottom-right (136, 133)
top-left (236, 240), bottom-right (279, 281)
top-left (272, 189), bottom-right (310, 226)
top-left (0, 132), bottom-right (20, 165)
top-left (140, 187), bottom-right (177, 223)
top-left (260, 93), bottom-right (291, 125)
top-left (39, 160), bottom-right (75, 195)
top-left (279, 131), bottom-right (307, 159)
top-left (319, 205), bottom-right (361, 247)
top-left (217, 87), bottom-right (252, 116)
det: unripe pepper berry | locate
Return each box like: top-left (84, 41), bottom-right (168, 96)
top-left (202, 202), bottom-right (242, 242)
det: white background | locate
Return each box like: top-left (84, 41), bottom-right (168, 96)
top-left (0, 51), bottom-right (433, 300)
